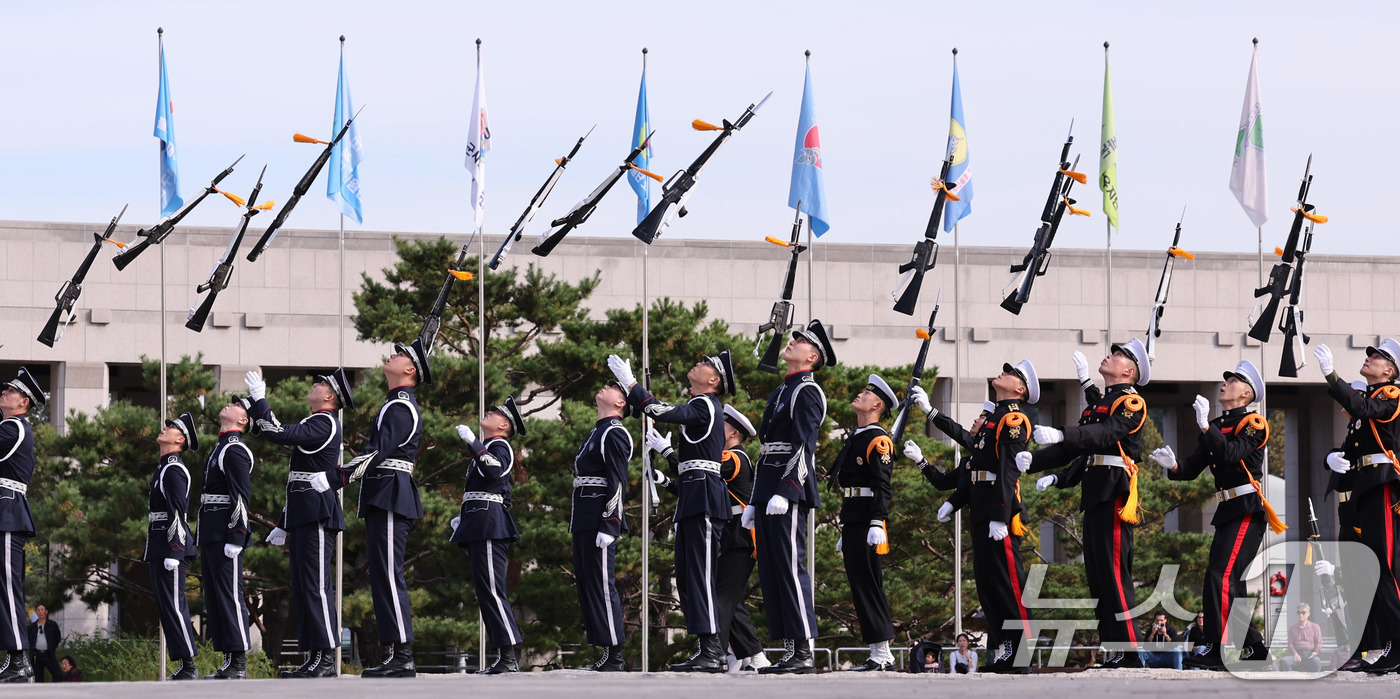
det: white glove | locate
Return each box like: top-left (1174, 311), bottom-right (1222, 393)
top-left (1015, 451), bottom-right (1033, 473)
top-left (1036, 474), bottom-right (1057, 491)
top-left (606, 354), bottom-right (636, 388)
top-left (309, 472), bottom-right (330, 493)
top-left (1033, 426), bottom-right (1064, 444)
top-left (867, 525), bottom-right (887, 547)
top-left (1072, 351), bottom-right (1091, 384)
top-left (456, 424), bottom-right (477, 445)
top-left (267, 527), bottom-right (288, 546)
top-left (224, 543), bottom-right (243, 559)
top-left (766, 494), bottom-right (790, 516)
top-left (1193, 395), bottom-right (1211, 431)
top-left (908, 385), bottom-right (933, 415)
top-left (450, 516), bottom-right (461, 534)
top-left (1327, 452), bottom-right (1350, 474)
top-left (836, 536), bottom-right (843, 553)
top-left (163, 557), bottom-right (181, 571)
top-left (1149, 446), bottom-right (1177, 474)
top-left (937, 502), bottom-right (954, 523)
top-left (1314, 344), bottom-right (1334, 376)
top-left (644, 427), bottom-right (672, 454)
top-left (648, 468), bottom-right (670, 487)
top-left (244, 371), bottom-right (266, 401)
top-left (595, 532), bottom-right (616, 549)
top-left (903, 440), bottom-right (925, 464)
top-left (1314, 560), bottom-right (1336, 577)
top-left (989, 521), bottom-right (1009, 541)
top-left (741, 505), bottom-right (756, 530)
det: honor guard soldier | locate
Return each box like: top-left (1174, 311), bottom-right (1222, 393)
top-left (1321, 378), bottom-right (1370, 671)
top-left (1151, 360), bottom-right (1280, 669)
top-left (450, 397), bottom-right (527, 675)
top-left (1028, 340), bottom-right (1151, 669)
top-left (199, 396), bottom-right (256, 679)
top-left (828, 374), bottom-right (898, 671)
top-left (570, 382), bottom-right (634, 672)
top-left (905, 401), bottom-right (996, 492)
top-left (243, 369), bottom-right (352, 679)
top-left (910, 361), bottom-right (1039, 673)
top-left (1311, 340), bottom-right (1400, 673)
top-left (744, 320), bottom-right (835, 675)
top-left (145, 412), bottom-right (200, 681)
top-left (0, 368), bottom-right (43, 683)
top-left (609, 350), bottom-right (735, 673)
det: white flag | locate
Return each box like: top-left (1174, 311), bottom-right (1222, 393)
top-left (465, 52), bottom-right (492, 233)
top-left (1229, 44), bottom-right (1267, 228)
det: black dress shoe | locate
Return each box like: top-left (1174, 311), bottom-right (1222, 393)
top-left (0, 652), bottom-right (32, 683)
top-left (477, 646), bottom-right (519, 674)
top-left (670, 635), bottom-right (725, 673)
top-left (1183, 644), bottom-right (1223, 670)
top-left (205, 650), bottom-right (248, 679)
top-left (1338, 657), bottom-right (1367, 672)
top-left (846, 659), bottom-right (895, 672)
top-left (1365, 641), bottom-right (1400, 674)
top-left (760, 641), bottom-right (815, 675)
top-left (167, 658), bottom-right (199, 681)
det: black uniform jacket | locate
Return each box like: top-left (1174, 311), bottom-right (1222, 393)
top-left (198, 431), bottom-right (254, 547)
top-left (660, 446), bottom-right (756, 551)
top-left (451, 436), bottom-right (519, 543)
top-left (932, 400), bottom-right (1031, 526)
top-left (833, 425), bottom-right (895, 526)
top-left (144, 452), bottom-right (195, 562)
top-left (752, 371), bottom-right (827, 508)
top-left (1030, 383), bottom-right (1146, 512)
top-left (338, 385), bottom-right (425, 520)
top-left (629, 385), bottom-right (730, 521)
top-left (1168, 406), bottom-right (1268, 526)
top-left (250, 400), bottom-right (346, 532)
top-left (1326, 375), bottom-right (1400, 499)
top-left (0, 415), bottom-right (34, 535)
top-left (570, 417), bottom-right (633, 537)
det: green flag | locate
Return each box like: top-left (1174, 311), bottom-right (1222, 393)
top-left (1100, 46), bottom-right (1119, 230)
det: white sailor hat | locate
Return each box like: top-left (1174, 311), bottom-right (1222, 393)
top-left (316, 367), bottom-right (355, 411)
top-left (705, 349), bottom-right (737, 396)
top-left (1223, 359), bottom-right (1265, 405)
top-left (1366, 338), bottom-right (1400, 373)
top-left (722, 404), bottom-right (757, 440)
top-left (1002, 359), bottom-right (1041, 404)
top-left (866, 373), bottom-right (897, 416)
top-left (3, 366), bottom-right (48, 407)
top-left (1110, 337), bottom-right (1151, 386)
top-left (491, 396), bottom-right (527, 437)
top-left (791, 319), bottom-right (837, 370)
top-left (164, 411), bottom-right (200, 452)
top-left (392, 338), bottom-right (433, 385)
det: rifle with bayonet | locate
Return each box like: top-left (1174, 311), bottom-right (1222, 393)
top-left (38, 204), bottom-right (128, 347)
top-left (890, 291), bottom-right (941, 444)
top-left (1306, 497), bottom-right (1349, 638)
top-left (1000, 122), bottom-right (1089, 315)
top-left (1145, 208), bottom-right (1194, 362)
top-left (186, 166), bottom-right (274, 331)
top-left (1248, 156), bottom-right (1327, 365)
top-left (632, 92), bottom-right (772, 244)
top-left (487, 127), bottom-right (593, 270)
top-left (892, 157), bottom-right (961, 316)
top-left (753, 206), bottom-right (808, 374)
top-left (1277, 215), bottom-right (1318, 378)
top-left (417, 243), bottom-right (477, 354)
top-left (112, 155), bottom-right (245, 271)
top-left (532, 132), bottom-right (659, 258)
top-left (247, 106), bottom-right (364, 262)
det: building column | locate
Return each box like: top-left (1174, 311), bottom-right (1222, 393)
top-left (53, 362), bottom-right (108, 434)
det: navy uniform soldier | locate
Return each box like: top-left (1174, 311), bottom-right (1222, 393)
top-left (745, 320), bottom-right (835, 675)
top-left (0, 368), bottom-right (43, 683)
top-left (828, 374), bottom-right (898, 672)
top-left (608, 350), bottom-right (734, 673)
top-left (905, 401), bottom-right (996, 493)
top-left (145, 412), bottom-right (200, 681)
top-left (1322, 379), bottom-right (1369, 671)
top-left (1151, 360), bottom-right (1278, 669)
top-left (198, 396), bottom-right (256, 680)
top-left (1028, 340), bottom-right (1151, 669)
top-left (243, 368), bottom-right (352, 679)
top-left (1311, 339), bottom-right (1400, 673)
top-left (450, 397), bottom-right (527, 675)
top-left (570, 381), bottom-right (634, 672)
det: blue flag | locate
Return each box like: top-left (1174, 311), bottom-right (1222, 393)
top-left (943, 62), bottom-right (973, 232)
top-left (626, 64), bottom-right (652, 225)
top-left (327, 51), bottom-right (364, 224)
top-left (153, 41), bottom-right (182, 218)
top-left (787, 63), bottom-right (829, 236)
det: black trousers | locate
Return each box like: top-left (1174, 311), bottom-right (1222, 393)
top-left (467, 539), bottom-right (523, 650)
top-left (199, 543), bottom-right (250, 652)
top-left (0, 533), bottom-right (26, 652)
top-left (840, 522), bottom-right (893, 644)
top-left (715, 543), bottom-right (762, 658)
top-left (1202, 512), bottom-right (1265, 649)
top-left (675, 514), bottom-right (721, 635)
top-left (147, 558), bottom-right (198, 661)
top-left (288, 523), bottom-right (339, 651)
top-left (29, 649), bottom-right (61, 682)
top-left (1336, 501), bottom-right (1369, 650)
top-left (1082, 496), bottom-right (1139, 647)
top-left (970, 524), bottom-right (1032, 652)
top-left (755, 507), bottom-right (817, 641)
top-left (365, 507), bottom-right (414, 644)
top-left (571, 531), bottom-right (626, 647)
top-left (1356, 482), bottom-right (1400, 649)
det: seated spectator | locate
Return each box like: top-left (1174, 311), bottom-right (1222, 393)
top-left (948, 633), bottom-right (977, 674)
top-left (1183, 611), bottom-right (1206, 652)
top-left (1280, 603), bottom-right (1322, 673)
top-left (1139, 612), bottom-right (1182, 669)
top-left (908, 636), bottom-right (942, 674)
top-left (59, 656), bottom-right (82, 682)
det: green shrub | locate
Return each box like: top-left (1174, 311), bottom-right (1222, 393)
top-left (60, 634), bottom-right (276, 682)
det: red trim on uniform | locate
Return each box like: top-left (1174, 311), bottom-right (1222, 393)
top-left (1221, 427), bottom-right (1235, 434)
top-left (388, 384), bottom-right (413, 392)
top-left (1112, 496), bottom-right (1139, 646)
top-left (1385, 487), bottom-right (1400, 607)
top-left (1218, 513), bottom-right (1252, 646)
top-left (1004, 536), bottom-right (1032, 639)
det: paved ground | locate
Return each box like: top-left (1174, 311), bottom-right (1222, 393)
top-left (6, 668), bottom-right (1400, 698)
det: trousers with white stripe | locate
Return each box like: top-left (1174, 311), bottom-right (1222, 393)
top-left (200, 543), bottom-right (251, 652)
top-left (366, 507), bottom-right (414, 643)
top-left (755, 507), bottom-right (817, 641)
top-left (467, 539), bottom-right (523, 650)
top-left (675, 514), bottom-right (722, 635)
top-left (288, 523), bottom-right (339, 651)
top-left (147, 557), bottom-right (198, 660)
top-left (1, 533), bottom-right (28, 651)
top-left (571, 531), bottom-right (626, 647)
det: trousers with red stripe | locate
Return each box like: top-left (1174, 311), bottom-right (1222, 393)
top-left (1356, 482), bottom-right (1400, 649)
top-left (971, 525), bottom-right (1032, 655)
top-left (1201, 512), bottom-right (1265, 649)
top-left (1082, 496), bottom-right (1139, 647)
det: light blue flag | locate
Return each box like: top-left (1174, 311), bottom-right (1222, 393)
top-left (626, 64), bottom-right (652, 225)
top-left (327, 51), bottom-right (364, 224)
top-left (943, 62), bottom-right (973, 232)
top-left (153, 41), bottom-right (182, 218)
top-left (787, 62), bottom-right (829, 236)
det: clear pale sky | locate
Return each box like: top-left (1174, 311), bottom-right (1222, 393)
top-left (3, 0), bottom-right (1395, 256)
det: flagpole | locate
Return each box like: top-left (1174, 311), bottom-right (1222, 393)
top-left (474, 37), bottom-right (491, 673)
top-left (803, 48), bottom-right (817, 592)
top-left (638, 47), bottom-right (652, 675)
top-left (155, 26), bottom-right (168, 681)
top-left (1103, 42), bottom-right (1113, 348)
top-left (334, 36), bottom-right (347, 678)
top-left (952, 219), bottom-right (963, 638)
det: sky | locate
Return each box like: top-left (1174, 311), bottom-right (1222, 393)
top-left (3, 0), bottom-right (1397, 256)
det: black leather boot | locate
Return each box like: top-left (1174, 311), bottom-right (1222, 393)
top-left (360, 643), bottom-right (396, 677)
top-left (282, 651), bottom-right (316, 678)
top-left (478, 645), bottom-right (519, 674)
top-left (1365, 641), bottom-right (1400, 674)
top-left (166, 658), bottom-right (198, 681)
top-left (0, 652), bottom-right (32, 683)
top-left (760, 640), bottom-right (815, 674)
top-left (361, 641), bottom-right (415, 678)
top-left (588, 645), bottom-right (626, 672)
top-left (205, 650), bottom-right (247, 679)
top-left (676, 635), bottom-right (724, 673)
top-left (301, 649), bottom-right (339, 678)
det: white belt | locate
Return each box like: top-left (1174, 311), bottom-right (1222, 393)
top-left (1338, 491), bottom-right (1353, 503)
top-left (201, 494), bottom-right (230, 504)
top-left (574, 476), bottom-right (608, 488)
top-left (759, 443), bottom-right (793, 455)
top-left (288, 471), bottom-right (319, 482)
top-left (462, 491), bottom-right (504, 504)
top-left (842, 487), bottom-right (874, 497)
top-left (148, 512), bottom-right (169, 522)
top-left (970, 470), bottom-right (998, 483)
top-left (1216, 483), bottom-right (1257, 502)
top-left (0, 478), bottom-right (26, 495)
top-left (1091, 455), bottom-right (1130, 468)
top-left (1360, 453), bottom-right (1393, 467)
top-left (380, 459), bottom-right (415, 474)
top-left (731, 504), bottom-right (746, 515)
top-left (678, 460), bottom-right (721, 474)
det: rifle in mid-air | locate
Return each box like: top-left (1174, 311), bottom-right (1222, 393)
top-left (892, 157), bottom-right (960, 316)
top-left (1000, 122), bottom-right (1089, 315)
top-left (890, 291), bottom-right (941, 445)
top-left (1248, 156), bottom-right (1326, 377)
top-left (186, 166), bottom-right (273, 331)
top-left (1305, 497), bottom-right (1349, 638)
top-left (38, 204), bottom-right (128, 347)
top-left (631, 92), bottom-right (772, 244)
top-left (487, 127), bottom-right (593, 270)
top-left (1145, 209), bottom-right (1194, 362)
top-left (112, 155), bottom-right (245, 271)
top-left (753, 206), bottom-right (808, 374)
top-left (531, 132), bottom-right (658, 258)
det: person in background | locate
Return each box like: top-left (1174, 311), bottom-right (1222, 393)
top-left (58, 656), bottom-right (81, 682)
top-left (949, 633), bottom-right (978, 675)
top-left (1281, 603), bottom-right (1322, 672)
top-left (908, 634), bottom-right (942, 674)
top-left (1139, 612), bottom-right (1182, 669)
top-left (1183, 611), bottom-right (1206, 652)
top-left (26, 604), bottom-right (61, 682)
